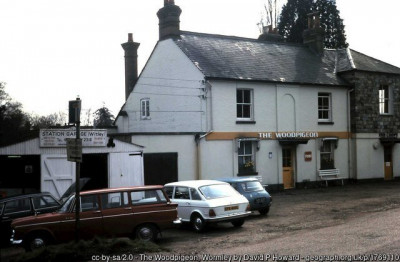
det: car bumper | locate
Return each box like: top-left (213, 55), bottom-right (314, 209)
top-left (173, 218), bottom-right (182, 225)
top-left (205, 211), bottom-right (251, 223)
top-left (10, 230), bottom-right (23, 246)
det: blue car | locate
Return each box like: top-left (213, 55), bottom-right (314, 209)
top-left (218, 177), bottom-right (272, 215)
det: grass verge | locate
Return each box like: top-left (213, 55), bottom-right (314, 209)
top-left (12, 237), bottom-right (168, 262)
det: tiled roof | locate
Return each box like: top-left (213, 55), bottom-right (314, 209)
top-left (173, 31), bottom-right (400, 86)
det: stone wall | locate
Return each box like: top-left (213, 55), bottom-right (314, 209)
top-left (341, 72), bottom-right (400, 133)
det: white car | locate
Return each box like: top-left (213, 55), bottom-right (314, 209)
top-left (164, 180), bottom-right (251, 232)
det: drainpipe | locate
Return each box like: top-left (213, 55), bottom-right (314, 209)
top-left (347, 88), bottom-right (354, 180)
top-left (275, 84), bottom-right (280, 188)
top-left (194, 131), bottom-right (214, 180)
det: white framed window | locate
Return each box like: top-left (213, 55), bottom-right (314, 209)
top-left (236, 89), bottom-right (253, 120)
top-left (379, 85), bottom-right (392, 115)
top-left (318, 93), bottom-right (332, 122)
top-left (320, 139), bottom-right (336, 170)
top-left (140, 98), bottom-right (150, 120)
top-left (238, 141), bottom-right (256, 175)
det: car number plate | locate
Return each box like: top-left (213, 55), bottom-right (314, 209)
top-left (255, 197), bottom-right (266, 204)
top-left (224, 205), bottom-right (239, 211)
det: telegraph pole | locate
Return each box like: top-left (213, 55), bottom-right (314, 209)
top-left (68, 97), bottom-right (82, 242)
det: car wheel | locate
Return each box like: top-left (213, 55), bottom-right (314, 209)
top-left (259, 207), bottom-right (270, 215)
top-left (191, 214), bottom-right (206, 232)
top-left (25, 233), bottom-right (49, 251)
top-left (135, 224), bottom-right (157, 242)
top-left (231, 219), bottom-right (245, 228)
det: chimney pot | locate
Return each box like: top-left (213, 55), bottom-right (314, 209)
top-left (128, 33), bottom-right (133, 42)
top-left (157, 0), bottom-right (182, 40)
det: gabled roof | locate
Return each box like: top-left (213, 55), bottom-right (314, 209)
top-left (172, 31), bottom-right (400, 86)
top-left (338, 49), bottom-right (400, 75)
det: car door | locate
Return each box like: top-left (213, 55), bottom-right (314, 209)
top-left (101, 191), bottom-right (133, 237)
top-left (131, 189), bottom-right (177, 229)
top-left (172, 187), bottom-right (192, 221)
top-left (56, 194), bottom-right (103, 242)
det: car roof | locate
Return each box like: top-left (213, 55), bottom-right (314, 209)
top-left (0, 192), bottom-right (55, 203)
top-left (80, 185), bottom-right (164, 195)
top-left (164, 180), bottom-right (228, 188)
top-left (217, 177), bottom-right (260, 183)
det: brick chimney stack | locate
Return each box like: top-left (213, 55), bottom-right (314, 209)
top-left (157, 0), bottom-right (182, 40)
top-left (302, 12), bottom-right (325, 55)
top-left (121, 33), bottom-right (140, 101)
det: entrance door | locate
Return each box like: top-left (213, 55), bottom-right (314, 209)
top-left (384, 146), bottom-right (393, 180)
top-left (282, 148), bottom-right (295, 189)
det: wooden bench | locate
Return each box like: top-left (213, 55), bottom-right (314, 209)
top-left (318, 169), bottom-right (343, 187)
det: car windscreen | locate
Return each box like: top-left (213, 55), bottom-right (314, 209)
top-left (240, 181), bottom-right (264, 192)
top-left (199, 184), bottom-right (239, 199)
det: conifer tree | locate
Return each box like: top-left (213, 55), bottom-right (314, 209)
top-left (277, 0), bottom-right (347, 49)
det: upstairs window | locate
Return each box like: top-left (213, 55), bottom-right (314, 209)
top-left (318, 93), bottom-right (332, 122)
top-left (140, 98), bottom-right (150, 119)
top-left (237, 89), bottom-right (253, 120)
top-left (379, 85), bottom-right (392, 115)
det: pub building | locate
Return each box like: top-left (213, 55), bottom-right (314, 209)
top-left (114, 1), bottom-right (400, 190)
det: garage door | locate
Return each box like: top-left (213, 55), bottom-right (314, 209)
top-left (108, 152), bottom-right (143, 188)
top-left (41, 155), bottom-right (75, 199)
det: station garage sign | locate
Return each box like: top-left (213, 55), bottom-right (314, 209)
top-left (40, 129), bottom-right (107, 147)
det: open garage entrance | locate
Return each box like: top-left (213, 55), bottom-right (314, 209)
top-left (80, 154), bottom-right (108, 190)
top-left (144, 153), bottom-right (178, 185)
top-left (0, 155), bottom-right (41, 197)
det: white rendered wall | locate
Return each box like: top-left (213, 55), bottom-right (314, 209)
top-left (131, 135), bottom-right (196, 181)
top-left (116, 39), bottom-right (207, 133)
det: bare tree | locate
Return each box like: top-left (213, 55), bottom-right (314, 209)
top-left (259, 0), bottom-right (281, 32)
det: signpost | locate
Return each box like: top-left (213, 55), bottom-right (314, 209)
top-left (68, 97), bottom-right (82, 243)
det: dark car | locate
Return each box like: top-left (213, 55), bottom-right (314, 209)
top-left (11, 186), bottom-right (180, 251)
top-left (218, 177), bottom-right (272, 215)
top-left (0, 192), bottom-right (60, 246)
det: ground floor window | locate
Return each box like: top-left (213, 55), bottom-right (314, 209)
top-left (238, 141), bottom-right (256, 175)
top-left (320, 140), bottom-right (335, 170)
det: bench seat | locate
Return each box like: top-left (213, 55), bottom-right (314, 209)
top-left (318, 169), bottom-right (343, 187)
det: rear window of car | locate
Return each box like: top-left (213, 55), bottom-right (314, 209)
top-left (199, 184), bottom-right (239, 200)
top-left (32, 195), bottom-right (59, 210)
top-left (4, 198), bottom-right (31, 214)
top-left (240, 181), bottom-right (264, 192)
top-left (131, 189), bottom-right (167, 205)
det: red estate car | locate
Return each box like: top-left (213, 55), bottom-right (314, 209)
top-left (11, 186), bottom-right (180, 251)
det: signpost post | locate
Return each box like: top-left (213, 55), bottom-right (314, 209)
top-left (68, 97), bottom-right (82, 243)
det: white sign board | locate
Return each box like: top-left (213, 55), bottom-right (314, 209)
top-left (40, 129), bottom-right (107, 147)
top-left (66, 138), bottom-right (82, 162)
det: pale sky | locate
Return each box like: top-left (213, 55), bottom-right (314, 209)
top-left (1, 0), bottom-right (399, 118)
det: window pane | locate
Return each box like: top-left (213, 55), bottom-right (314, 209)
top-left (243, 90), bottom-right (251, 103)
top-left (237, 90), bottom-right (243, 103)
top-left (4, 199), bottom-right (31, 214)
top-left (237, 105), bottom-right (243, 118)
top-left (174, 187), bottom-right (190, 199)
top-left (81, 195), bottom-right (99, 212)
top-left (243, 105), bottom-right (251, 118)
top-left (164, 187), bottom-right (173, 198)
top-left (101, 192), bottom-right (127, 209)
top-left (190, 188), bottom-right (202, 200)
top-left (33, 195), bottom-right (59, 209)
